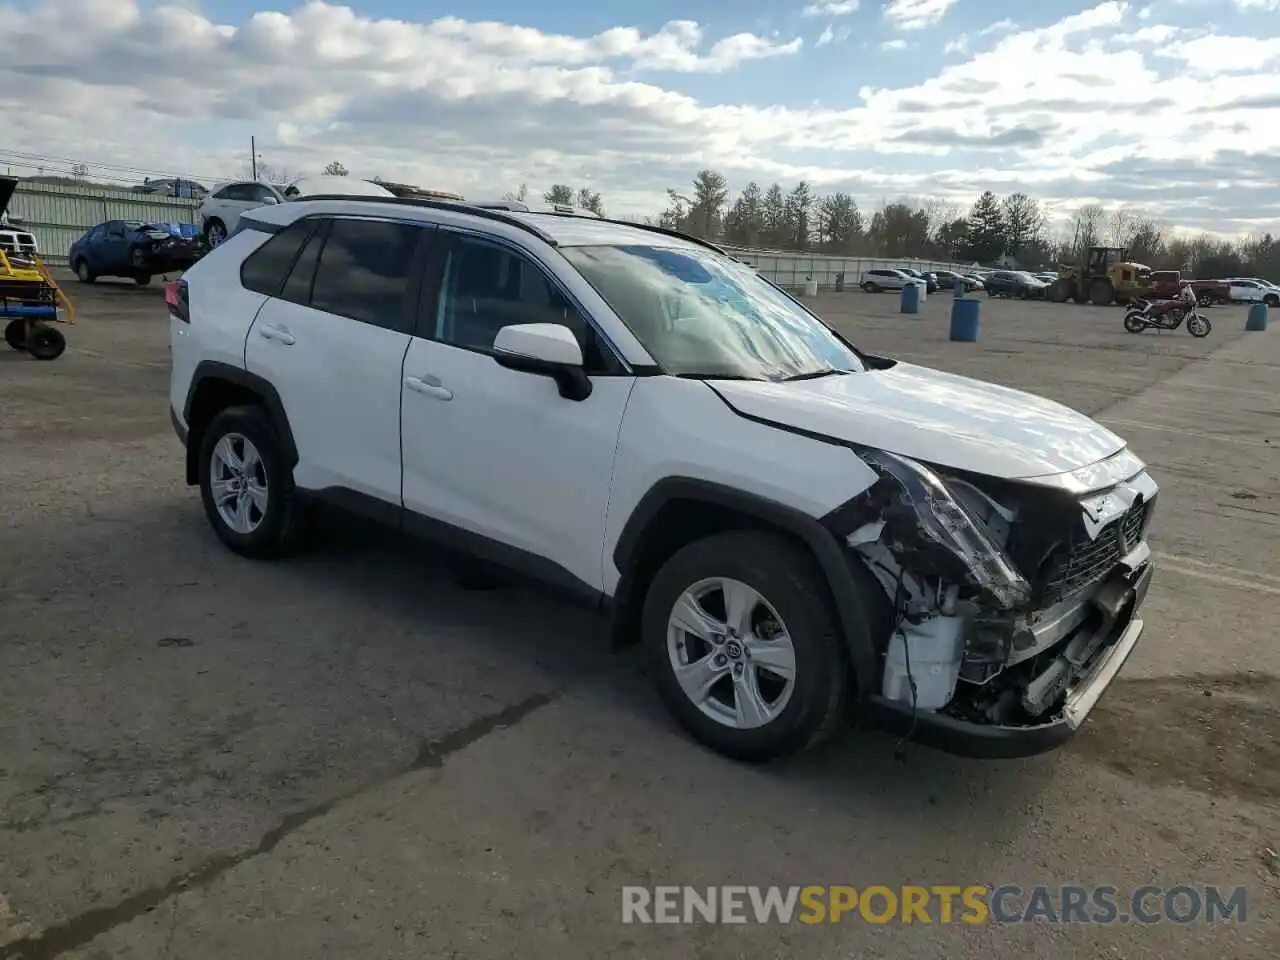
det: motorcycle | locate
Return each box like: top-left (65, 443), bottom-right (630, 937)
top-left (1123, 296), bottom-right (1211, 337)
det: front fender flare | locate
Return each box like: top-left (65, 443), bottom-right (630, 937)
top-left (612, 477), bottom-right (880, 697)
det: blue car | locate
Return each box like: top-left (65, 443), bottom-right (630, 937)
top-left (68, 219), bottom-right (206, 286)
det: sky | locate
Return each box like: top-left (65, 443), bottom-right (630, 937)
top-left (1, 0), bottom-right (1279, 235)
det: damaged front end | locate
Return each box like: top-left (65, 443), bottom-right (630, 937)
top-left (828, 448), bottom-right (1156, 758)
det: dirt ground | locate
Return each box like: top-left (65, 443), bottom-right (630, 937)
top-left (1, 274), bottom-right (1277, 959)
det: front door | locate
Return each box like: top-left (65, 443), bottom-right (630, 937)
top-left (399, 232), bottom-right (634, 593)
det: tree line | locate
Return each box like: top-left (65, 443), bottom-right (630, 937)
top-left (274, 159), bottom-right (1280, 282)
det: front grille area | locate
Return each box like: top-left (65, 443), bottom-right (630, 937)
top-left (1037, 497), bottom-right (1152, 603)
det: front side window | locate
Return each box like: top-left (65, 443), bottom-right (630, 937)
top-left (433, 236), bottom-right (597, 359)
top-left (561, 244), bottom-right (864, 381)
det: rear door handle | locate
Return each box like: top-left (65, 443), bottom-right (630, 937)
top-left (259, 324), bottom-right (295, 345)
top-left (404, 375), bottom-right (453, 401)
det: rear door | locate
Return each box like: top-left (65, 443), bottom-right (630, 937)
top-left (1230, 280), bottom-right (1260, 302)
top-left (243, 215), bottom-right (431, 502)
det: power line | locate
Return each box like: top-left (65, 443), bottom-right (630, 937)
top-left (0, 147), bottom-right (240, 185)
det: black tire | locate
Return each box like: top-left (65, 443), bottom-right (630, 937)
top-left (1265, 294), bottom-right (1279, 307)
top-left (26, 323), bottom-right (66, 361)
top-left (1089, 279), bottom-right (1114, 306)
top-left (861, 282), bottom-right (879, 293)
top-left (204, 219), bottom-right (227, 247)
top-left (134, 274), bottom-right (152, 286)
top-left (1123, 312), bottom-right (1146, 334)
top-left (198, 405), bottom-right (306, 559)
top-left (74, 259), bottom-right (95, 283)
top-left (4, 317), bottom-right (25, 351)
top-left (1188, 314), bottom-right (1211, 338)
top-left (642, 530), bottom-right (853, 763)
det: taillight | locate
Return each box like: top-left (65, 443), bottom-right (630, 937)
top-left (165, 279), bottom-right (189, 322)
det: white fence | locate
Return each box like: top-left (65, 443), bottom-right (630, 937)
top-left (717, 243), bottom-right (982, 291)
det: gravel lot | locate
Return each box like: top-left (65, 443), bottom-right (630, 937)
top-left (1, 275), bottom-right (1277, 959)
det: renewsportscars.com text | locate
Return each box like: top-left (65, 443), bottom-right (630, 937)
top-left (620, 884), bottom-right (1249, 925)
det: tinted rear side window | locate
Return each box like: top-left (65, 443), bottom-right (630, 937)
top-left (239, 220), bottom-right (316, 297)
top-left (309, 218), bottom-right (423, 332)
top-left (281, 220), bottom-right (327, 306)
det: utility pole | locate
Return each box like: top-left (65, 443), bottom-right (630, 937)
top-left (251, 136), bottom-right (257, 180)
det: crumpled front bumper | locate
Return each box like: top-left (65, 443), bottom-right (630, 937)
top-left (866, 558), bottom-right (1154, 759)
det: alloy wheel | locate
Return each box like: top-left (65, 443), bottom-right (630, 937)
top-left (666, 577), bottom-right (797, 730)
top-left (209, 433), bottom-right (269, 534)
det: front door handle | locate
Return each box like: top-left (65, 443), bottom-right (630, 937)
top-left (258, 323), bottom-right (296, 345)
top-left (404, 375), bottom-right (453, 401)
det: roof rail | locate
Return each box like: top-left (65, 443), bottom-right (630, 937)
top-left (592, 217), bottom-right (729, 255)
top-left (286, 194), bottom-right (560, 246)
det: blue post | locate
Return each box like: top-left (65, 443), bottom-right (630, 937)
top-left (1246, 302), bottom-right (1269, 331)
top-left (900, 282), bottom-right (920, 314)
top-left (950, 297), bottom-right (980, 341)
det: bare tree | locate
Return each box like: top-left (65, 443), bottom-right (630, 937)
top-left (1066, 203), bottom-right (1107, 259)
top-left (544, 184), bottom-right (575, 205)
top-left (504, 183), bottom-right (529, 202)
top-left (322, 160), bottom-right (349, 177)
top-left (1106, 207), bottom-right (1138, 247)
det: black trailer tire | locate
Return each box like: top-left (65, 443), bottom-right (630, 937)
top-left (4, 317), bottom-right (25, 351)
top-left (26, 323), bottom-right (66, 361)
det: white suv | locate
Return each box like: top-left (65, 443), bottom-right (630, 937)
top-left (167, 197), bottom-right (1158, 763)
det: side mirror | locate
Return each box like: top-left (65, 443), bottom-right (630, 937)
top-left (493, 323), bottom-right (592, 401)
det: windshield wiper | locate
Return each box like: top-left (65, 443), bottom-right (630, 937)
top-left (779, 368), bottom-right (849, 381)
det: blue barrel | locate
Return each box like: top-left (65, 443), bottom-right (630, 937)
top-left (900, 282), bottom-right (920, 314)
top-left (950, 297), bottom-right (980, 341)
top-left (1246, 302), bottom-right (1268, 331)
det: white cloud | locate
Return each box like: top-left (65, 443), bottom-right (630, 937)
top-left (881, 39), bottom-right (911, 50)
top-left (816, 24), bottom-right (853, 45)
top-left (801, 0), bottom-right (861, 15)
top-left (883, 0), bottom-right (960, 30)
top-left (0, 0), bottom-right (1278, 234)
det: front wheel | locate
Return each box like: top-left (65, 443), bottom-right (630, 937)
top-left (642, 530), bottom-right (852, 763)
top-left (1187, 313), bottom-right (1211, 338)
top-left (1123, 312), bottom-right (1147, 334)
top-left (861, 282), bottom-right (880, 293)
top-left (198, 405), bottom-right (307, 558)
top-left (4, 317), bottom-right (25, 350)
top-left (26, 323), bottom-right (66, 360)
top-left (74, 259), bottom-right (95, 283)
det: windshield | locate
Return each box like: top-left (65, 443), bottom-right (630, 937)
top-left (560, 244), bottom-right (865, 380)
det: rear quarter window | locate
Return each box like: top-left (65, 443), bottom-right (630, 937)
top-left (239, 220), bottom-right (317, 297)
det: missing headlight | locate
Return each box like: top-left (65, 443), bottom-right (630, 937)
top-left (840, 450), bottom-right (1032, 611)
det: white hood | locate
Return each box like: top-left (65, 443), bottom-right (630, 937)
top-left (710, 361), bottom-right (1126, 480)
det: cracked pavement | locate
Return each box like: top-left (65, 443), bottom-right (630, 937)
top-left (1, 275), bottom-right (1277, 958)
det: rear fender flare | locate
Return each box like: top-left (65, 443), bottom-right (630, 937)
top-left (182, 360), bottom-right (298, 483)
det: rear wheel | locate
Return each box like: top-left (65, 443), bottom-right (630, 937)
top-left (198, 405), bottom-right (307, 558)
top-left (643, 530), bottom-right (852, 763)
top-left (1090, 279), bottom-right (1114, 306)
top-left (1123, 312), bottom-right (1147, 334)
top-left (4, 317), bottom-right (25, 350)
top-left (204, 219), bottom-right (227, 247)
top-left (861, 282), bottom-right (880, 293)
top-left (134, 274), bottom-right (152, 286)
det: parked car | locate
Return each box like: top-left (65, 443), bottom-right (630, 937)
top-left (984, 270), bottom-right (1048, 299)
top-left (199, 177), bottom-right (399, 247)
top-left (859, 268), bottom-right (923, 293)
top-left (168, 196), bottom-right (1158, 763)
top-left (69, 219), bottom-right (205, 285)
top-left (198, 181), bottom-right (287, 247)
top-left (1223, 278), bottom-right (1280, 306)
top-left (932, 269), bottom-right (983, 293)
top-left (898, 267), bottom-right (938, 294)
